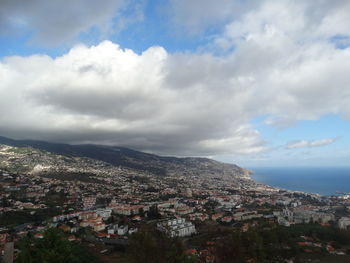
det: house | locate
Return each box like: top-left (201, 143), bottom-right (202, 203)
top-left (211, 213), bottom-right (222, 221)
top-left (93, 223), bottom-right (106, 232)
top-left (34, 233), bottom-right (44, 239)
top-left (70, 226), bottom-right (80, 233)
top-left (68, 235), bottom-right (77, 242)
top-left (96, 233), bottom-right (110, 239)
top-left (107, 224), bottom-right (118, 234)
top-left (186, 249), bottom-right (197, 255)
top-left (128, 228), bottom-right (138, 235)
top-left (79, 211), bottom-right (97, 221)
top-left (277, 217), bottom-right (290, 227)
top-left (175, 205), bottom-right (194, 215)
top-left (132, 215), bottom-right (141, 222)
top-left (198, 214), bottom-right (209, 221)
top-left (118, 225), bottom-right (129, 235)
top-left (95, 209), bottom-right (112, 220)
top-left (221, 216), bottom-right (232, 223)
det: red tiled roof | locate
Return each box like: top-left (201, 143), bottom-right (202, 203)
top-left (186, 249), bottom-right (197, 255)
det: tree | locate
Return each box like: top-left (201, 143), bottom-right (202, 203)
top-left (17, 228), bottom-right (99, 263)
top-left (127, 229), bottom-right (160, 263)
top-left (147, 205), bottom-right (161, 220)
top-left (215, 231), bottom-right (245, 263)
top-left (127, 226), bottom-right (195, 263)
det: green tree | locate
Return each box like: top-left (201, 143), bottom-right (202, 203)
top-left (215, 231), bottom-right (245, 263)
top-left (147, 205), bottom-right (161, 220)
top-left (127, 229), bottom-right (160, 263)
top-left (128, 226), bottom-right (195, 263)
top-left (17, 228), bottom-right (99, 263)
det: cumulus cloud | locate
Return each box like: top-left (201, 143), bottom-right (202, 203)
top-left (0, 0), bottom-right (135, 45)
top-left (0, 0), bottom-right (350, 157)
top-left (0, 41), bottom-right (266, 156)
top-left (286, 138), bottom-right (336, 149)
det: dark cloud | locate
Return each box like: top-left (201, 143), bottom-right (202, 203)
top-left (0, 41), bottom-right (266, 156)
top-left (0, 0), bottom-right (127, 45)
top-left (1, 1), bottom-right (350, 157)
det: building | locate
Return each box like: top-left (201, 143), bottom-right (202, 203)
top-left (110, 204), bottom-right (148, 216)
top-left (82, 196), bottom-right (96, 210)
top-left (118, 225), bottom-right (129, 235)
top-left (79, 211), bottom-right (97, 221)
top-left (53, 212), bottom-right (81, 223)
top-left (211, 213), bottom-right (222, 221)
top-left (128, 228), bottom-right (138, 235)
top-left (338, 217), bottom-right (350, 230)
top-left (157, 218), bottom-right (196, 238)
top-left (93, 222), bottom-right (106, 232)
top-left (233, 211), bottom-right (263, 221)
top-left (175, 205), bottom-right (194, 215)
top-left (275, 208), bottom-right (335, 225)
top-left (107, 224), bottom-right (118, 234)
top-left (221, 216), bottom-right (233, 223)
top-left (80, 216), bottom-right (104, 232)
top-left (277, 216), bottom-right (290, 227)
top-left (95, 208), bottom-right (112, 220)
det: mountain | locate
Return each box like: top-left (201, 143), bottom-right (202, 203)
top-left (0, 136), bottom-right (250, 180)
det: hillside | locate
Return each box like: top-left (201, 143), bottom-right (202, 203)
top-left (0, 136), bottom-right (250, 180)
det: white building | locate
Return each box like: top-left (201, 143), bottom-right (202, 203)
top-left (107, 224), bottom-right (118, 234)
top-left (275, 208), bottom-right (334, 225)
top-left (118, 225), bottom-right (129, 235)
top-left (277, 216), bottom-right (290, 227)
top-left (95, 208), bottom-right (112, 220)
top-left (53, 212), bottom-right (81, 223)
top-left (128, 228), bottom-right (138, 235)
top-left (157, 218), bottom-right (196, 238)
top-left (338, 217), bottom-right (350, 230)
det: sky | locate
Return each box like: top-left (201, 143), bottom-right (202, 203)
top-left (0, 0), bottom-right (350, 167)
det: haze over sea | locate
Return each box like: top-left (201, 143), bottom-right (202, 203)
top-left (250, 166), bottom-right (350, 196)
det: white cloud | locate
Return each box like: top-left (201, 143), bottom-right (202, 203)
top-left (0, 41), bottom-right (266, 156)
top-left (166, 0), bottom-right (350, 40)
top-left (0, 0), bottom-right (139, 45)
top-left (286, 138), bottom-right (336, 149)
top-left (1, 0), bottom-right (350, 157)
top-left (165, 0), bottom-right (260, 35)
top-left (211, 0), bottom-right (350, 123)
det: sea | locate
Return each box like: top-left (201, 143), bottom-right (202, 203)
top-left (249, 166), bottom-right (350, 196)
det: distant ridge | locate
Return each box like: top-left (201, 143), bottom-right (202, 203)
top-left (0, 136), bottom-right (249, 178)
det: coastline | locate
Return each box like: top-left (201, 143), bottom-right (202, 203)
top-left (249, 166), bottom-right (350, 197)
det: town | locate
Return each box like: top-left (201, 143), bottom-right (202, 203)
top-left (1, 144), bottom-right (350, 262)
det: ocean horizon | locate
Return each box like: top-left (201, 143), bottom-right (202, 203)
top-left (249, 166), bottom-right (350, 196)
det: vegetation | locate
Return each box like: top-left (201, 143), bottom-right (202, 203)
top-left (0, 208), bottom-right (60, 227)
top-left (17, 228), bottom-right (100, 263)
top-left (215, 225), bottom-right (299, 262)
top-left (147, 205), bottom-right (162, 220)
top-left (127, 226), bottom-right (196, 263)
top-left (213, 223), bottom-right (350, 262)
